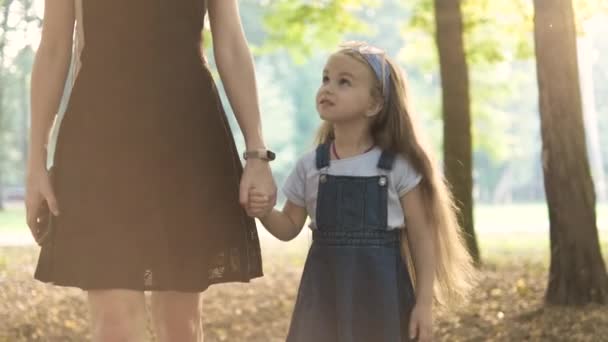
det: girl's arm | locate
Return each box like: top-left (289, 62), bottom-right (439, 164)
top-left (400, 186), bottom-right (436, 305)
top-left (259, 201), bottom-right (307, 241)
top-left (401, 185), bottom-right (435, 341)
top-left (29, 0), bottom-right (75, 173)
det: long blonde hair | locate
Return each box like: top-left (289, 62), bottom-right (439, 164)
top-left (316, 42), bottom-right (475, 307)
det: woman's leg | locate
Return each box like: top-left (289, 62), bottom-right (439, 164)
top-left (150, 291), bottom-right (203, 342)
top-left (87, 289), bottom-right (147, 342)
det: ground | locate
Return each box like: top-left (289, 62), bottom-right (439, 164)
top-left (1, 231), bottom-right (608, 342)
top-left (1, 204), bottom-right (608, 341)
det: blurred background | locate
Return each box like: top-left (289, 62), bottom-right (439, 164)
top-left (0, 0), bottom-right (607, 341)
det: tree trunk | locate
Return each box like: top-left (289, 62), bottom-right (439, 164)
top-left (434, 0), bottom-right (480, 264)
top-left (533, 0), bottom-right (608, 305)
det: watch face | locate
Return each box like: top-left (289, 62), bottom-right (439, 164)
top-left (243, 150), bottom-right (276, 161)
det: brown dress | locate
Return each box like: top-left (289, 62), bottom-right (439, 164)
top-left (34, 0), bottom-right (263, 291)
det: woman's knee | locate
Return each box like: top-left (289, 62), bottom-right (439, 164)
top-left (151, 291), bottom-right (202, 341)
top-left (88, 290), bottom-right (147, 342)
top-left (151, 291), bottom-right (201, 317)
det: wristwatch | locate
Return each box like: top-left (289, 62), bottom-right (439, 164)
top-left (243, 149), bottom-right (276, 161)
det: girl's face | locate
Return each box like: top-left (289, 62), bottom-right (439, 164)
top-left (316, 53), bottom-right (379, 124)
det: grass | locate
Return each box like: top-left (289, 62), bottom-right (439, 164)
top-left (0, 205), bottom-right (25, 233)
top-left (2, 202), bottom-right (607, 232)
top-left (474, 202), bottom-right (608, 232)
top-left (2, 202), bottom-right (608, 258)
top-left (472, 202), bottom-right (608, 264)
top-left (478, 234), bottom-right (608, 268)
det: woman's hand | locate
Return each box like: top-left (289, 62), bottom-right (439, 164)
top-left (409, 302), bottom-right (433, 342)
top-left (239, 159), bottom-right (276, 217)
top-left (25, 165), bottom-right (60, 245)
top-left (247, 188), bottom-right (273, 218)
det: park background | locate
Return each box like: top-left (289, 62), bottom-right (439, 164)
top-left (1, 0), bottom-right (608, 341)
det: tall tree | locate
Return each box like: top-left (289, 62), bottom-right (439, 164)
top-left (533, 0), bottom-right (608, 305)
top-left (434, 0), bottom-right (479, 264)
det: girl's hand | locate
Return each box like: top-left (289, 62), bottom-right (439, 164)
top-left (239, 158), bottom-right (277, 217)
top-left (247, 188), bottom-right (273, 218)
top-left (409, 302), bottom-right (433, 342)
top-left (25, 166), bottom-right (60, 245)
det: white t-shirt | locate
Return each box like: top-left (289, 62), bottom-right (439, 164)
top-left (282, 147), bottom-right (422, 230)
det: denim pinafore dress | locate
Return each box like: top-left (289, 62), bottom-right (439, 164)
top-left (286, 143), bottom-right (416, 342)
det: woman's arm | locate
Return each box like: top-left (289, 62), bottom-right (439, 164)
top-left (400, 186), bottom-right (435, 305)
top-left (207, 0), bottom-right (276, 212)
top-left (259, 201), bottom-right (307, 241)
top-left (25, 0), bottom-right (75, 239)
top-left (207, 0), bottom-right (264, 150)
top-left (29, 0), bottom-right (74, 172)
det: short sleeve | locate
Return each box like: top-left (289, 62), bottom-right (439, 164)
top-left (282, 156), bottom-right (307, 207)
top-left (393, 155), bottom-right (423, 197)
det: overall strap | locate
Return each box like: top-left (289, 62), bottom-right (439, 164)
top-left (315, 143), bottom-right (331, 170)
top-left (377, 150), bottom-right (396, 171)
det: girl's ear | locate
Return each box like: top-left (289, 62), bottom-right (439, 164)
top-left (365, 98), bottom-right (384, 118)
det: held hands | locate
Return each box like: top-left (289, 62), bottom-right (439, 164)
top-left (247, 188), bottom-right (274, 218)
top-left (25, 166), bottom-right (60, 246)
top-left (239, 158), bottom-right (276, 217)
top-left (409, 302), bottom-right (433, 342)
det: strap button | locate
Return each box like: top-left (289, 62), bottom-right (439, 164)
top-left (378, 176), bottom-right (387, 186)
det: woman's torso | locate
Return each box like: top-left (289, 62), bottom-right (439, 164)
top-left (50, 0), bottom-right (215, 165)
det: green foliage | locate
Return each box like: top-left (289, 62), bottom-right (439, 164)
top-left (1, 0), bottom-right (607, 204)
top-left (0, 0), bottom-right (40, 188)
top-left (259, 0), bottom-right (377, 62)
top-left (406, 0), bottom-right (534, 65)
top-left (574, 0), bottom-right (608, 32)
top-left (0, 206), bottom-right (24, 233)
top-left (466, 0), bottom-right (534, 63)
top-left (1, 46), bottom-right (32, 185)
top-left (404, 0), bottom-right (608, 65)
top-left (401, 0), bottom-right (543, 202)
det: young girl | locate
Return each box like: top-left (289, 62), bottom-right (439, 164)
top-left (249, 41), bottom-right (474, 342)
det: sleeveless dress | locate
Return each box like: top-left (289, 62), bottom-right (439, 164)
top-left (34, 0), bottom-right (263, 291)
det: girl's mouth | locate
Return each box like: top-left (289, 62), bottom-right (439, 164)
top-left (319, 99), bottom-right (334, 106)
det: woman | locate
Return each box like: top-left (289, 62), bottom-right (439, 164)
top-left (25, 0), bottom-right (275, 341)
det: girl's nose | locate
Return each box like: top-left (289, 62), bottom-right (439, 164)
top-left (319, 83), bottom-right (333, 94)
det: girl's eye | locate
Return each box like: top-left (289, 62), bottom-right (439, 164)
top-left (322, 76), bottom-right (329, 84)
top-left (339, 78), bottom-right (351, 86)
